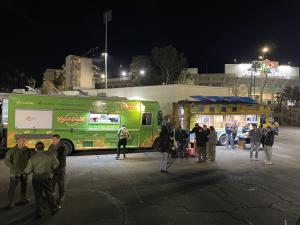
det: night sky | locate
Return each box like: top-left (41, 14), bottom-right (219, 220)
top-left (1, 0), bottom-right (300, 84)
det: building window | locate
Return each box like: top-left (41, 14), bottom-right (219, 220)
top-left (142, 113), bottom-right (152, 125)
top-left (199, 106), bottom-right (205, 113)
top-left (209, 106), bottom-right (215, 113)
top-left (221, 106), bottom-right (227, 112)
top-left (232, 107), bottom-right (237, 112)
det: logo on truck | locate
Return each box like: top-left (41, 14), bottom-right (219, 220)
top-left (57, 113), bottom-right (86, 126)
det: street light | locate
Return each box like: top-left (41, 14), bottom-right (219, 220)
top-left (259, 56), bottom-right (263, 60)
top-left (139, 69), bottom-right (145, 75)
top-left (101, 53), bottom-right (108, 89)
top-left (121, 71), bottom-right (127, 76)
top-left (101, 73), bottom-right (105, 79)
top-left (262, 47), bottom-right (269, 53)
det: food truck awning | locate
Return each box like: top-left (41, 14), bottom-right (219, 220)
top-left (190, 96), bottom-right (257, 104)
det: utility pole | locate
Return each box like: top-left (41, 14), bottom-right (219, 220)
top-left (103, 10), bottom-right (112, 89)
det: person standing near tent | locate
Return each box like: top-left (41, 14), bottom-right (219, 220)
top-left (249, 124), bottom-right (261, 161)
top-left (263, 126), bottom-right (274, 165)
top-left (225, 123), bottom-right (233, 149)
top-left (207, 126), bottom-right (217, 161)
top-left (116, 125), bottom-right (129, 160)
top-left (195, 126), bottom-right (207, 162)
top-left (159, 125), bottom-right (171, 173)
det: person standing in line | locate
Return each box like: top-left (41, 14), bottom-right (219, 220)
top-left (263, 126), bottom-right (275, 166)
top-left (249, 124), bottom-right (261, 161)
top-left (225, 123), bottom-right (233, 149)
top-left (259, 124), bottom-right (266, 149)
top-left (231, 122), bottom-right (238, 149)
top-left (159, 125), bottom-right (171, 173)
top-left (48, 134), bottom-right (67, 208)
top-left (175, 126), bottom-right (189, 159)
top-left (116, 125), bottom-right (129, 160)
top-left (207, 126), bottom-right (218, 161)
top-left (203, 124), bottom-right (210, 159)
top-left (4, 136), bottom-right (31, 209)
top-left (25, 142), bottom-right (59, 218)
top-left (195, 126), bottom-right (207, 162)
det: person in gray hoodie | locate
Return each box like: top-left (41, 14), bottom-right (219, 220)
top-left (249, 124), bottom-right (261, 160)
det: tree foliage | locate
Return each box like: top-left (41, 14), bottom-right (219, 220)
top-left (129, 45), bottom-right (187, 86)
top-left (177, 70), bottom-right (195, 85)
top-left (282, 85), bottom-right (300, 106)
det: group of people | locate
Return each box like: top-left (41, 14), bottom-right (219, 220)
top-left (249, 124), bottom-right (275, 165)
top-left (4, 134), bottom-right (67, 218)
top-left (158, 122), bottom-right (218, 173)
top-left (191, 123), bottom-right (217, 162)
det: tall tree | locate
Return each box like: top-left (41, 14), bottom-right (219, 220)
top-left (129, 55), bottom-right (156, 85)
top-left (151, 46), bottom-right (187, 84)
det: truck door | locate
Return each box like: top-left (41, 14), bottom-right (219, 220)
top-left (139, 112), bottom-right (153, 148)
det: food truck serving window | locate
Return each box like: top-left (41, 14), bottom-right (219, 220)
top-left (142, 113), bottom-right (152, 125)
top-left (2, 99), bottom-right (8, 125)
top-left (89, 114), bottom-right (120, 124)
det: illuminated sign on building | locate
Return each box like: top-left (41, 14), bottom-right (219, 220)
top-left (225, 62), bottom-right (299, 79)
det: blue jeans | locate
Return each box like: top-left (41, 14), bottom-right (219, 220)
top-left (250, 142), bottom-right (259, 159)
top-left (226, 134), bottom-right (234, 149)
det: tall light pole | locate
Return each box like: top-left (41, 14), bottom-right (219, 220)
top-left (260, 46), bottom-right (270, 103)
top-left (103, 10), bottom-right (112, 89)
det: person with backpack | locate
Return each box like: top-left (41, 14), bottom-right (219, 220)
top-left (263, 126), bottom-right (275, 165)
top-left (116, 125), bottom-right (129, 160)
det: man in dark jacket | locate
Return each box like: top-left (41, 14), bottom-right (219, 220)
top-left (25, 142), bottom-right (59, 217)
top-left (159, 125), bottom-right (171, 172)
top-left (48, 134), bottom-right (67, 208)
top-left (263, 126), bottom-right (274, 165)
top-left (175, 126), bottom-right (189, 159)
top-left (195, 127), bottom-right (207, 162)
top-left (5, 136), bottom-right (31, 209)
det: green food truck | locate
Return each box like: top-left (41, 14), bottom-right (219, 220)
top-left (1, 94), bottom-right (162, 154)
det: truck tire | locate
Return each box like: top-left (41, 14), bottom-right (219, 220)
top-left (61, 139), bottom-right (74, 156)
top-left (218, 134), bottom-right (227, 146)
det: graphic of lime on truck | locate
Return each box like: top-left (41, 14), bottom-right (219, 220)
top-left (1, 95), bottom-right (163, 155)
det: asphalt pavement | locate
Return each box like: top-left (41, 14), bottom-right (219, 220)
top-left (0, 126), bottom-right (300, 225)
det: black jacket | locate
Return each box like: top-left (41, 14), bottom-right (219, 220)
top-left (159, 129), bottom-right (171, 153)
top-left (264, 131), bottom-right (274, 147)
top-left (48, 144), bottom-right (67, 171)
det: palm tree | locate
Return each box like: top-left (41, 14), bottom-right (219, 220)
top-left (19, 72), bottom-right (25, 88)
top-left (27, 77), bottom-right (37, 88)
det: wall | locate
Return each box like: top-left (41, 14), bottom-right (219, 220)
top-left (63, 84), bottom-right (232, 115)
top-left (80, 57), bottom-right (93, 89)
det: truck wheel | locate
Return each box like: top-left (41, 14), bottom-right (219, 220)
top-left (152, 138), bottom-right (160, 151)
top-left (219, 134), bottom-right (227, 146)
top-left (61, 139), bottom-right (74, 156)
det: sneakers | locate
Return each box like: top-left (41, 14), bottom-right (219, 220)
top-left (115, 156), bottom-right (119, 160)
top-left (160, 170), bottom-right (168, 173)
top-left (250, 158), bottom-right (255, 161)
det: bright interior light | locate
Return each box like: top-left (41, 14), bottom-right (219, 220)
top-left (140, 70), bottom-right (145, 75)
top-left (101, 74), bottom-right (105, 79)
top-left (262, 47), bottom-right (269, 53)
top-left (121, 71), bottom-right (127, 76)
top-left (259, 56), bottom-right (263, 59)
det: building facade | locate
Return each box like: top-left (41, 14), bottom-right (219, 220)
top-left (193, 62), bottom-right (300, 104)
